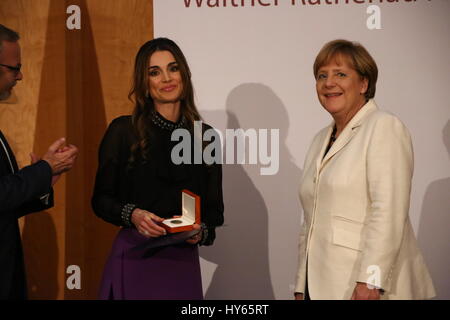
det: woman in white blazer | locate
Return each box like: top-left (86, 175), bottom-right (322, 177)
top-left (294, 40), bottom-right (435, 300)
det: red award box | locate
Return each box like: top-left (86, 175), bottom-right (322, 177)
top-left (161, 189), bottom-right (201, 233)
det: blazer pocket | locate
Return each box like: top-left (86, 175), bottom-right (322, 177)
top-left (332, 216), bottom-right (364, 251)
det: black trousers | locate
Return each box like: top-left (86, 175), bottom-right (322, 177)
top-left (304, 263), bottom-right (310, 300)
top-left (304, 275), bottom-right (310, 300)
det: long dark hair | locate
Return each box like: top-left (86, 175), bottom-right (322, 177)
top-left (128, 37), bottom-right (201, 165)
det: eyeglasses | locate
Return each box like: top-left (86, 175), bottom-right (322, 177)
top-left (0, 63), bottom-right (22, 75)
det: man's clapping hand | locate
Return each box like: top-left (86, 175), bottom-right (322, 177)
top-left (40, 138), bottom-right (78, 176)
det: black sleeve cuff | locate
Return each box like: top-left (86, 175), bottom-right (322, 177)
top-left (121, 203), bottom-right (136, 227)
top-left (199, 223), bottom-right (216, 246)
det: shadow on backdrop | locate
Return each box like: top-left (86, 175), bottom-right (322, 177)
top-left (22, 0), bottom-right (65, 299)
top-left (22, 213), bottom-right (58, 299)
top-left (418, 120), bottom-right (450, 299)
top-left (200, 83), bottom-right (302, 299)
top-left (67, 0), bottom-right (119, 299)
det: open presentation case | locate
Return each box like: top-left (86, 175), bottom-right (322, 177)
top-left (161, 189), bottom-right (201, 233)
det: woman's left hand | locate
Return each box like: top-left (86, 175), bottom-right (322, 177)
top-left (351, 282), bottom-right (381, 300)
top-left (186, 223), bottom-right (202, 245)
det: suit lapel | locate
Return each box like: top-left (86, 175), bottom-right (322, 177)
top-left (318, 99), bottom-right (378, 171)
top-left (320, 123), bottom-right (358, 169)
top-left (0, 130), bottom-right (18, 173)
top-left (315, 125), bottom-right (333, 174)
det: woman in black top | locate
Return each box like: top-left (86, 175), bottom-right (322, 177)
top-left (92, 38), bottom-right (224, 299)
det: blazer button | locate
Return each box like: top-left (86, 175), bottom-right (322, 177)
top-left (313, 177), bottom-right (317, 183)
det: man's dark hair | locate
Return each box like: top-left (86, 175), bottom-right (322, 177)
top-left (0, 24), bottom-right (20, 53)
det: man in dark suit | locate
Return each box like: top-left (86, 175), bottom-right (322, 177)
top-left (0, 24), bottom-right (78, 299)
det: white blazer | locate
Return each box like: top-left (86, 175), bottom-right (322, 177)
top-left (295, 99), bottom-right (435, 300)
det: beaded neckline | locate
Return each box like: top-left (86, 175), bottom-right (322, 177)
top-left (150, 110), bottom-right (186, 131)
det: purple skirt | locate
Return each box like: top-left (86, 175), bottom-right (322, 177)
top-left (98, 228), bottom-right (203, 300)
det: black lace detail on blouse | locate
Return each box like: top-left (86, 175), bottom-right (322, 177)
top-left (150, 110), bottom-right (186, 131)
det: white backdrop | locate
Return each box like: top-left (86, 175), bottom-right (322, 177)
top-left (154, 0), bottom-right (450, 299)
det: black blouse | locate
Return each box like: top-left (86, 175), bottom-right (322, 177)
top-left (91, 114), bottom-right (224, 246)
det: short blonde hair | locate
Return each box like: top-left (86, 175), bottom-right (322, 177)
top-left (313, 39), bottom-right (378, 99)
